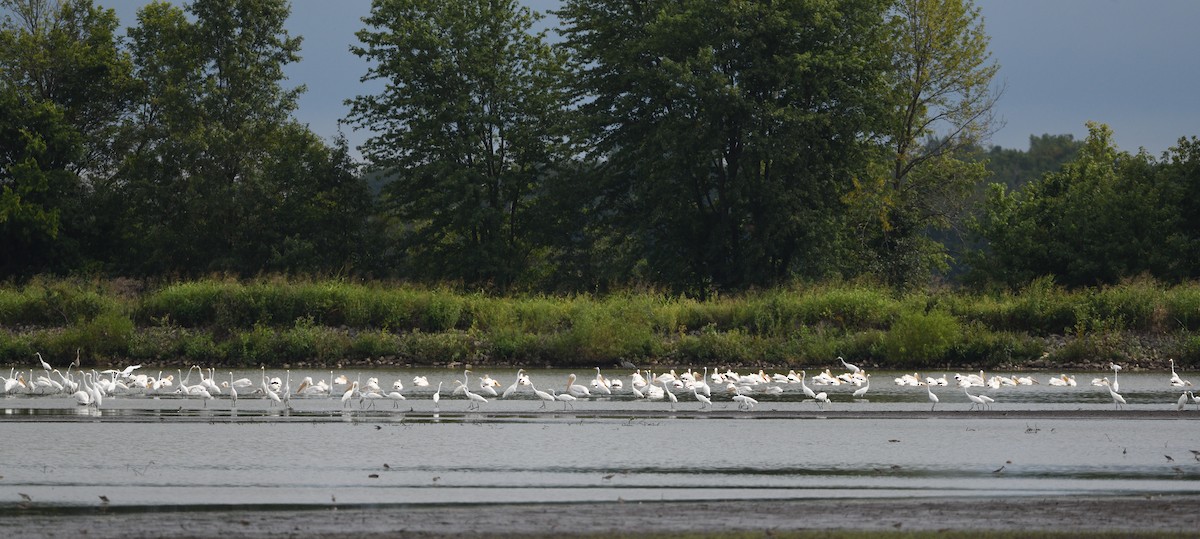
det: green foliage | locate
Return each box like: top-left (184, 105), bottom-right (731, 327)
top-left (848, 0), bottom-right (1000, 288)
top-left (881, 308), bottom-right (962, 365)
top-left (347, 0), bottom-right (567, 288)
top-left (970, 123), bottom-right (1179, 288)
top-left (10, 277), bottom-right (1200, 368)
top-left (558, 0), bottom-right (894, 293)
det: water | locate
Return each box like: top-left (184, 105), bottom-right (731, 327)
top-left (1, 368), bottom-right (1198, 511)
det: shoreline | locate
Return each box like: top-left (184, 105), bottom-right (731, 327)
top-left (3, 495), bottom-right (1198, 537)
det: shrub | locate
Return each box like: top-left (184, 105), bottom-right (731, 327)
top-left (881, 308), bottom-right (962, 365)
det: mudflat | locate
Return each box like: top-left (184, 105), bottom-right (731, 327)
top-left (4, 495), bottom-right (1198, 538)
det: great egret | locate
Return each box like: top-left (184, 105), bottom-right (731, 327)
top-left (530, 383), bottom-right (555, 409)
top-left (552, 388), bottom-right (576, 410)
top-left (341, 381), bottom-right (358, 409)
top-left (853, 374), bottom-right (871, 398)
top-left (35, 352), bottom-right (52, 372)
top-left (922, 380), bottom-right (939, 411)
top-left (692, 388), bottom-right (712, 410)
top-left (501, 369), bottom-right (526, 399)
top-left (1178, 391), bottom-right (1190, 411)
top-left (965, 388), bottom-right (987, 411)
top-left (839, 356), bottom-right (861, 375)
top-left (1102, 377), bottom-right (1126, 409)
top-left (732, 393), bottom-right (757, 410)
top-left (592, 367), bottom-right (612, 395)
top-left (1169, 359), bottom-right (1192, 387)
top-left (228, 372), bottom-right (238, 408)
top-left (814, 391), bottom-right (830, 409)
top-left (663, 382), bottom-right (677, 411)
top-left (432, 381), bottom-right (442, 410)
top-left (799, 370), bottom-right (817, 400)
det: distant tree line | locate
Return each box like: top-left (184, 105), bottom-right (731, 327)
top-left (2, 0), bottom-right (1197, 295)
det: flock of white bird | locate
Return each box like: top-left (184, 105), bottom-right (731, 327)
top-left (3, 352), bottom-right (1197, 413)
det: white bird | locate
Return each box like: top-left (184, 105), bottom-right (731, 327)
top-left (341, 381), bottom-right (358, 409)
top-left (839, 356), bottom-right (861, 375)
top-left (732, 393), bottom-right (757, 411)
top-left (566, 373), bottom-right (591, 398)
top-left (228, 372), bottom-right (238, 408)
top-left (1169, 359), bottom-right (1192, 387)
top-left (922, 380), bottom-right (939, 411)
top-left (502, 369), bottom-right (526, 399)
top-left (1178, 391), bottom-right (1190, 411)
top-left (478, 378), bottom-right (499, 397)
top-left (798, 370), bottom-right (817, 400)
top-left (35, 352), bottom-right (52, 372)
top-left (693, 388), bottom-right (712, 410)
top-left (814, 391), bottom-right (830, 408)
top-left (853, 374), bottom-right (871, 398)
top-left (72, 373), bottom-right (92, 406)
top-left (591, 367), bottom-right (612, 395)
top-left (530, 383), bottom-right (556, 409)
top-left (464, 387), bottom-right (489, 411)
top-left (1101, 377), bottom-right (1126, 409)
top-left (432, 381), bottom-right (442, 409)
top-left (412, 375), bottom-right (430, 387)
top-left (551, 388), bottom-right (576, 410)
top-left (965, 388), bottom-right (987, 411)
top-left (663, 382), bottom-right (677, 411)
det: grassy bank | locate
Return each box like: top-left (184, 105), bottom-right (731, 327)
top-left (2, 276), bottom-right (1199, 370)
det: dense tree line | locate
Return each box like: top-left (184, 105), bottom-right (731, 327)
top-left (2, 0), bottom-right (1196, 295)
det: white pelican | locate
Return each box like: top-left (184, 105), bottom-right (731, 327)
top-left (412, 375), bottom-right (430, 387)
top-left (478, 378), bottom-right (499, 397)
top-left (566, 374), bottom-right (591, 398)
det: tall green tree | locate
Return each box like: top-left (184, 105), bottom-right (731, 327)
top-left (846, 0), bottom-right (1000, 288)
top-left (969, 123), bottom-right (1174, 287)
top-left (116, 0), bottom-right (373, 276)
top-left (559, 0), bottom-right (894, 294)
top-left (0, 0), bottom-right (132, 275)
top-left (347, 0), bottom-right (567, 288)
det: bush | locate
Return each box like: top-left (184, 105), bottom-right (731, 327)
top-left (881, 308), bottom-right (962, 365)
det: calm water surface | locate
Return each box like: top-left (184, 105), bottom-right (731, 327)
top-left (2, 368), bottom-right (1198, 510)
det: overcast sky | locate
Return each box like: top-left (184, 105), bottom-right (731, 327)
top-left (106, 0), bottom-right (1200, 158)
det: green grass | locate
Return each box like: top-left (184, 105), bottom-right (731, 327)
top-left (3, 276), bottom-right (1200, 369)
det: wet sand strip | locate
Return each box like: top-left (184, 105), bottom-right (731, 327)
top-left (4, 495), bottom-right (1199, 538)
top-left (3, 408), bottom-right (1200, 423)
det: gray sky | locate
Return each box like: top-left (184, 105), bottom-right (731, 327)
top-left (106, 0), bottom-right (1200, 158)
